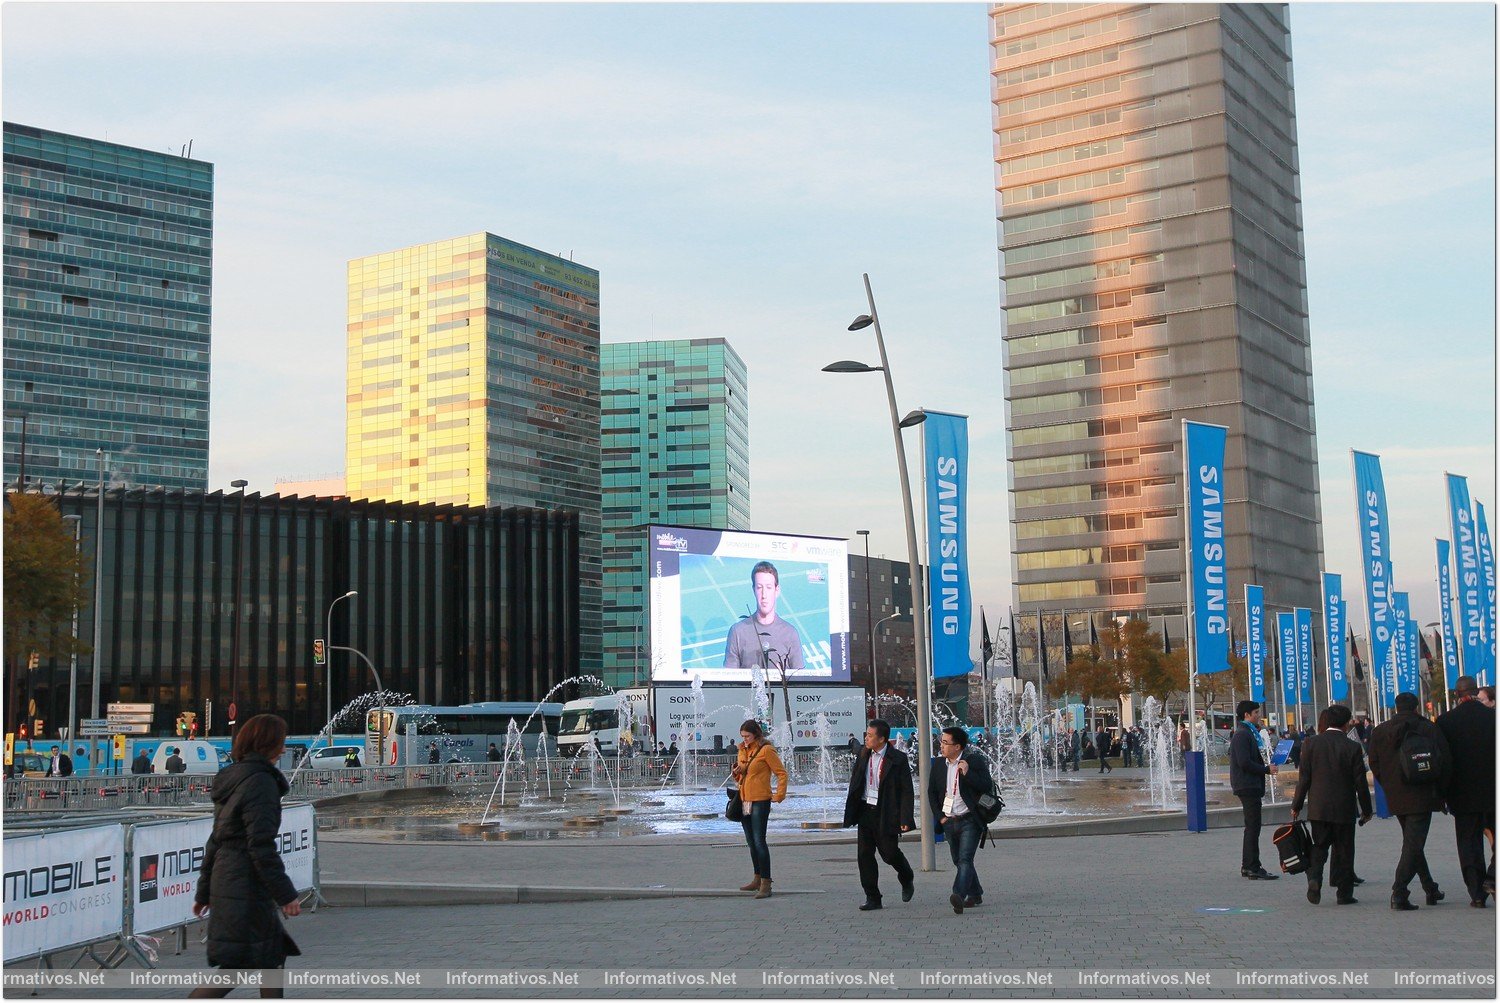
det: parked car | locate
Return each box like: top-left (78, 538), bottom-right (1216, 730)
top-left (7, 752), bottom-right (48, 778)
top-left (299, 745), bottom-right (364, 770)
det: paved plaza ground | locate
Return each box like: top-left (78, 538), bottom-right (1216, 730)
top-left (5, 769), bottom-right (1495, 998)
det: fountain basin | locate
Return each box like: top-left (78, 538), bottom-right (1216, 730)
top-left (456, 821), bottom-right (500, 834)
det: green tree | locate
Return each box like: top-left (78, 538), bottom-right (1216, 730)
top-left (1048, 621), bottom-right (1127, 707)
top-left (4, 494), bottom-right (92, 664)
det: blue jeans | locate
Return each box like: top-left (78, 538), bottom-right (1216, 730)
top-left (943, 814), bottom-right (984, 900)
top-left (741, 799), bottom-right (772, 879)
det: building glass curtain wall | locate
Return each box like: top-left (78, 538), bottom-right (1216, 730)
top-left (994, 4), bottom-right (1324, 668)
top-left (346, 232), bottom-right (601, 674)
top-left (26, 488), bottom-right (579, 737)
top-left (600, 339), bottom-right (750, 687)
top-left (3, 123), bottom-right (212, 490)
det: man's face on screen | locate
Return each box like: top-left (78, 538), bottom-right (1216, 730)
top-left (753, 571), bottom-right (779, 620)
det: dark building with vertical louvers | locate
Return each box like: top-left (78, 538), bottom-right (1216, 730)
top-left (21, 488), bottom-right (579, 737)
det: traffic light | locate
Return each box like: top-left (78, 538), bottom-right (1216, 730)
top-left (313, 639), bottom-right (326, 666)
top-left (176, 715), bottom-right (189, 737)
top-left (19, 723), bottom-right (28, 741)
top-left (190, 720), bottom-right (198, 737)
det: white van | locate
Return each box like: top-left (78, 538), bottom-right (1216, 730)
top-left (152, 741), bottom-right (229, 775)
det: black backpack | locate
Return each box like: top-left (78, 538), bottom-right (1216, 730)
top-left (1274, 820), bottom-right (1311, 874)
top-left (1398, 724), bottom-right (1442, 785)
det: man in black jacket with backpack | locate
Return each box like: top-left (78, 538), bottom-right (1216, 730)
top-left (1368, 692), bottom-right (1451, 910)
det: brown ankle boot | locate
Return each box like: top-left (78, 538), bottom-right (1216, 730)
top-left (755, 877), bottom-right (772, 899)
top-left (739, 877), bottom-right (760, 892)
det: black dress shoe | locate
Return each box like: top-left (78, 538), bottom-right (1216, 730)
top-left (859, 899), bottom-right (882, 911)
top-left (1336, 895), bottom-right (1358, 905)
top-left (1470, 899), bottom-right (1487, 908)
top-left (1390, 896), bottom-right (1418, 911)
top-left (1246, 868), bottom-right (1279, 881)
top-left (1351, 875), bottom-right (1365, 886)
top-left (964, 896), bottom-right (982, 907)
top-left (1306, 881), bottom-right (1321, 904)
top-left (900, 879), bottom-right (914, 903)
top-left (949, 893), bottom-right (965, 914)
top-left (1426, 888), bottom-right (1445, 906)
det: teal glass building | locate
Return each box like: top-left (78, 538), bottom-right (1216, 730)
top-left (3, 123), bottom-right (213, 490)
top-left (601, 339), bottom-right (750, 686)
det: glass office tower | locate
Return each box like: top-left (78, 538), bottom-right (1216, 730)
top-left (347, 232), bottom-right (601, 675)
top-left (600, 339), bottom-right (750, 687)
top-left (994, 5), bottom-right (1324, 660)
top-left (3, 123), bottom-right (213, 490)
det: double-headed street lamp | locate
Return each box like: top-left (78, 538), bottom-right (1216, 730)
top-left (822, 273), bottom-right (936, 872)
top-left (871, 611), bottom-right (905, 715)
top-left (326, 590), bottom-right (358, 730)
top-left (62, 513), bottom-right (83, 755)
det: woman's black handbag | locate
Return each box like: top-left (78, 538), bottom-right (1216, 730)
top-left (725, 788), bottom-right (744, 822)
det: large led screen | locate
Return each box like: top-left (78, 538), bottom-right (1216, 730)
top-left (648, 526), bottom-right (850, 683)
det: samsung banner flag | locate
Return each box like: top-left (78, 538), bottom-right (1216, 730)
top-left (1436, 538), bottom-right (1463, 692)
top-left (1477, 502), bottom-right (1497, 684)
top-left (1295, 607), bottom-right (1314, 704)
top-left (1184, 421), bottom-right (1230, 674)
top-left (923, 411), bottom-right (971, 679)
top-left (1324, 574), bottom-right (1346, 701)
top-left (1353, 451), bottom-right (1395, 702)
top-left (1245, 584), bottom-right (1266, 703)
top-left (1405, 597), bottom-right (1422, 698)
top-left (1393, 592), bottom-right (1414, 698)
top-left (1278, 612), bottom-right (1298, 708)
top-left (1447, 473), bottom-right (1486, 677)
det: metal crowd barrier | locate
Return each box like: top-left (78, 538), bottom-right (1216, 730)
top-left (4, 748), bottom-right (865, 812)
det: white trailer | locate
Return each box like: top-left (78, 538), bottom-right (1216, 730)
top-left (623, 684), bottom-right (866, 752)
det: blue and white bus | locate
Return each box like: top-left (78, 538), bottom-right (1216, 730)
top-left (365, 702), bottom-right (563, 765)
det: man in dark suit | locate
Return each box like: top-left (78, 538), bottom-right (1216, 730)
top-left (47, 746), bottom-right (73, 777)
top-left (1094, 726), bottom-right (1113, 773)
top-left (1230, 700), bottom-right (1279, 880)
top-left (1368, 691), bottom-right (1451, 909)
top-left (843, 718), bottom-right (915, 911)
top-left (928, 726), bottom-right (994, 914)
top-left (1292, 704), bottom-right (1373, 905)
top-left (1436, 675), bottom-right (1496, 907)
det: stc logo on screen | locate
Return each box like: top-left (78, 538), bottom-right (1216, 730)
top-left (654, 533), bottom-right (688, 553)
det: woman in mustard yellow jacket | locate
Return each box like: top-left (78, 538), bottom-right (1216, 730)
top-left (731, 719), bottom-right (789, 899)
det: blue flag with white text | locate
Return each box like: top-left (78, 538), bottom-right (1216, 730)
top-left (1324, 575), bottom-right (1346, 701)
top-left (1393, 592), bottom-right (1415, 698)
top-left (1245, 584), bottom-right (1266, 703)
top-left (1185, 421), bottom-right (1230, 674)
top-left (1354, 451), bottom-right (1396, 705)
top-left (1436, 538), bottom-right (1463, 692)
top-left (1477, 502), bottom-right (1497, 684)
top-left (1279, 612), bottom-right (1298, 709)
top-left (923, 411), bottom-right (970, 679)
top-left (1447, 473), bottom-right (1486, 678)
top-left (1295, 607), bottom-right (1313, 704)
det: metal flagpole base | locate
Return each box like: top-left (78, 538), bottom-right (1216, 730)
top-left (1184, 750), bottom-right (1208, 832)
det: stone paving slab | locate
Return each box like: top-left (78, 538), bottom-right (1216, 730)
top-left (5, 807), bottom-right (1494, 999)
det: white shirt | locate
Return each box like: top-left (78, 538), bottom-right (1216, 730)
top-left (864, 745), bottom-right (887, 805)
top-left (943, 756), bottom-right (970, 817)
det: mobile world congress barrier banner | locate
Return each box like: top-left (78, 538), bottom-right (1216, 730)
top-left (129, 807), bottom-right (316, 935)
top-left (1184, 421), bottom-right (1230, 675)
top-left (923, 411), bottom-right (971, 680)
top-left (1324, 574), bottom-right (1347, 702)
top-left (648, 526), bottom-right (850, 683)
top-left (1245, 584), bottom-right (1266, 703)
top-left (3, 824), bottom-right (125, 962)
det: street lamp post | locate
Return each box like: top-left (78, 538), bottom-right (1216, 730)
top-left (326, 590), bottom-right (358, 733)
top-left (822, 273), bottom-right (936, 872)
top-left (229, 479), bottom-right (248, 734)
top-left (62, 513), bottom-right (82, 758)
top-left (871, 612), bottom-right (903, 717)
top-left (858, 529), bottom-right (874, 708)
top-left (90, 450), bottom-right (105, 771)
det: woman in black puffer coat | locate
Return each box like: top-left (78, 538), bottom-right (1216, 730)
top-left (190, 714), bottom-right (301, 998)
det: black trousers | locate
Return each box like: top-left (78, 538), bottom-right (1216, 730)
top-left (1453, 811), bottom-right (1497, 902)
top-left (1393, 812), bottom-right (1437, 897)
top-left (857, 803), bottom-right (913, 901)
top-left (1308, 821), bottom-right (1356, 895)
top-left (1237, 793), bottom-right (1263, 871)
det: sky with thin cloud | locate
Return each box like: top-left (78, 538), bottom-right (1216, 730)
top-left (3, 2), bottom-right (1493, 636)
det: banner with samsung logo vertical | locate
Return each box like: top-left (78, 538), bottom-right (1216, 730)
top-left (3, 824), bottom-right (124, 962)
top-left (1184, 421), bottom-right (1229, 674)
top-left (1392, 592), bottom-right (1414, 698)
top-left (1324, 574), bottom-right (1346, 701)
top-left (923, 411), bottom-right (971, 679)
top-left (1353, 451), bottom-right (1395, 708)
top-left (1446, 473), bottom-right (1486, 679)
top-left (1294, 607), bottom-right (1313, 705)
top-left (1244, 584), bottom-right (1266, 702)
top-left (1436, 538), bottom-right (1462, 692)
top-left (1476, 502), bottom-right (1497, 684)
top-left (1277, 611), bottom-right (1298, 710)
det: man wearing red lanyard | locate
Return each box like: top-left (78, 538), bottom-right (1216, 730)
top-left (842, 719), bottom-right (916, 911)
top-left (928, 726), bottom-right (994, 914)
